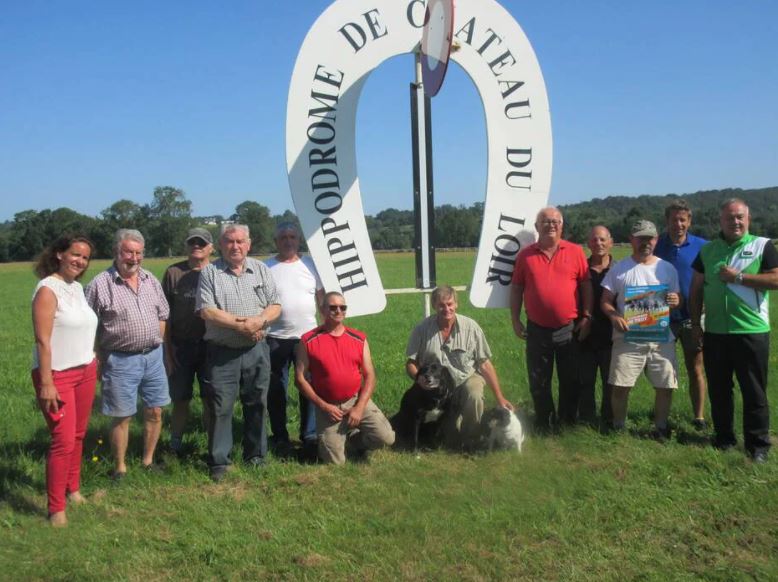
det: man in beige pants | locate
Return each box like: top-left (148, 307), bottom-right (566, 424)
top-left (295, 292), bottom-right (394, 464)
top-left (406, 285), bottom-right (513, 450)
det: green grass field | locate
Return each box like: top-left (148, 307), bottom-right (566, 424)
top-left (1, 249), bottom-right (776, 580)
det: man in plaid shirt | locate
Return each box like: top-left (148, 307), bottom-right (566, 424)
top-left (196, 224), bottom-right (281, 482)
top-left (86, 229), bottom-right (170, 480)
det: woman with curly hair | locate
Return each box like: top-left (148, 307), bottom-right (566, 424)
top-left (31, 234), bottom-right (98, 527)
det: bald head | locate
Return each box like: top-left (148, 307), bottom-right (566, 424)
top-left (588, 225), bottom-right (613, 258)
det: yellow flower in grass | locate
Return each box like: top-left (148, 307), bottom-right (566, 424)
top-left (92, 456), bottom-right (99, 462)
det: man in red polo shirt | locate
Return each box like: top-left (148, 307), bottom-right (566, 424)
top-left (295, 291), bottom-right (395, 464)
top-left (511, 207), bottom-right (594, 431)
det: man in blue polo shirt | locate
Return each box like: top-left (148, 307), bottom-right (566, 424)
top-left (655, 199), bottom-right (708, 429)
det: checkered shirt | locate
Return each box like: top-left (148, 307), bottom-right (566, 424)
top-left (196, 257), bottom-right (280, 348)
top-left (85, 265), bottom-right (170, 353)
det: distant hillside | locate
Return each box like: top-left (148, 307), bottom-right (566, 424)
top-left (559, 187), bottom-right (778, 242)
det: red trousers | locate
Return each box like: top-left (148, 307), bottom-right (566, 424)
top-left (32, 359), bottom-right (97, 514)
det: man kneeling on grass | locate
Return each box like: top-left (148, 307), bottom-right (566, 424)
top-left (295, 291), bottom-right (395, 464)
top-left (600, 220), bottom-right (681, 440)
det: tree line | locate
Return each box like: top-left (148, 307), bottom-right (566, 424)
top-left (1, 186), bottom-right (776, 262)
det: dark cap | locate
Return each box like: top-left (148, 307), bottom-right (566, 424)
top-left (186, 227), bottom-right (213, 245)
top-left (630, 220), bottom-right (658, 237)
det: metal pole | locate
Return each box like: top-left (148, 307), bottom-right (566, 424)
top-left (411, 49), bottom-right (436, 318)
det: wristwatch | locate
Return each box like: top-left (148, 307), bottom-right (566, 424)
top-left (735, 272), bottom-right (744, 284)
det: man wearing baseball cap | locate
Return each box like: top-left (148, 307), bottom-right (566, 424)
top-left (600, 220), bottom-right (681, 439)
top-left (162, 227), bottom-right (214, 455)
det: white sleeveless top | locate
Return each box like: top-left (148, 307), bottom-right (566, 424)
top-left (32, 276), bottom-right (98, 371)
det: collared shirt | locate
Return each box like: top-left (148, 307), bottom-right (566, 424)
top-left (406, 314), bottom-right (492, 387)
top-left (655, 232), bottom-right (707, 322)
top-left (512, 240), bottom-right (590, 328)
top-left (692, 232), bottom-right (778, 334)
top-left (85, 266), bottom-right (169, 353)
top-left (196, 257), bottom-right (280, 348)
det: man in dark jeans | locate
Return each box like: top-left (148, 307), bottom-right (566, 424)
top-left (578, 226), bottom-right (614, 428)
top-left (162, 227), bottom-right (214, 455)
top-left (264, 223), bottom-right (323, 460)
top-left (511, 207), bottom-right (593, 431)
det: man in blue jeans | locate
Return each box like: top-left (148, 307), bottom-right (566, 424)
top-left (264, 222), bottom-right (324, 460)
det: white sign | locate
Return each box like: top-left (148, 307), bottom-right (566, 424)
top-left (286, 0), bottom-right (552, 316)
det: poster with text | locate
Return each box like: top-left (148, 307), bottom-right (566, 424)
top-left (624, 284), bottom-right (670, 342)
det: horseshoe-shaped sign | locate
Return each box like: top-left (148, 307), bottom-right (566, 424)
top-left (286, 0), bottom-right (552, 316)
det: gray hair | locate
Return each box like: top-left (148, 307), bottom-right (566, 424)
top-left (720, 198), bottom-right (749, 215)
top-left (535, 206), bottom-right (564, 225)
top-left (274, 221), bottom-right (299, 238)
top-left (220, 223), bottom-right (250, 240)
top-left (114, 229), bottom-right (145, 255)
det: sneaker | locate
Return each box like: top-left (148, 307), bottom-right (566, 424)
top-left (751, 451), bottom-right (768, 464)
top-left (245, 456), bottom-right (266, 469)
top-left (692, 419), bottom-right (707, 431)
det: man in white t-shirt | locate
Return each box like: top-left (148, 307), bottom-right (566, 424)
top-left (264, 222), bottom-right (324, 459)
top-left (601, 220), bottom-right (681, 440)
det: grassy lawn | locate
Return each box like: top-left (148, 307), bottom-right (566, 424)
top-left (1, 248), bottom-right (776, 580)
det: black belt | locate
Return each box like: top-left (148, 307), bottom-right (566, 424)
top-left (113, 345), bottom-right (159, 355)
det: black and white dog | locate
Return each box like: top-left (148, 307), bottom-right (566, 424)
top-left (390, 363), bottom-right (455, 452)
top-left (481, 406), bottom-right (525, 452)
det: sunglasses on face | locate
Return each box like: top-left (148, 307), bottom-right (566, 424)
top-left (188, 238), bottom-right (208, 247)
top-left (327, 305), bottom-right (347, 313)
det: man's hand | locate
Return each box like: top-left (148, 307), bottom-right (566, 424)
top-left (344, 403), bottom-right (365, 428)
top-left (496, 395), bottom-right (515, 412)
top-left (512, 319), bottom-right (527, 340)
top-left (242, 316), bottom-right (265, 334)
top-left (718, 265), bottom-right (739, 284)
top-left (666, 292), bottom-right (681, 309)
top-left (574, 317), bottom-right (592, 341)
top-left (321, 402), bottom-right (344, 423)
top-left (609, 314), bottom-right (630, 333)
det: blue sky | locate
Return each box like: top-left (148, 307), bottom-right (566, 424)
top-left (2, 0), bottom-right (776, 221)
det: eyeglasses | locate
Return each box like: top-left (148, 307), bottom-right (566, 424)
top-left (327, 305), bottom-right (347, 313)
top-left (540, 220), bottom-right (562, 226)
top-left (120, 249), bottom-right (144, 258)
top-left (188, 238), bottom-right (209, 247)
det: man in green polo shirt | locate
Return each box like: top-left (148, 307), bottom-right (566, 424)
top-left (689, 198), bottom-right (778, 463)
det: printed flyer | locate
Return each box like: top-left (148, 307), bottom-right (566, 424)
top-left (623, 284), bottom-right (670, 342)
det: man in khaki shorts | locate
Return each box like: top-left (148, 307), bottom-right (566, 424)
top-left (600, 220), bottom-right (681, 440)
top-left (295, 291), bottom-right (394, 464)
